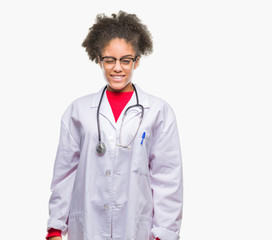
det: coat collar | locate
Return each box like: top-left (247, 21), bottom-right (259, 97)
top-left (90, 84), bottom-right (149, 129)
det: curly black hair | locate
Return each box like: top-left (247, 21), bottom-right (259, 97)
top-left (82, 11), bottom-right (153, 63)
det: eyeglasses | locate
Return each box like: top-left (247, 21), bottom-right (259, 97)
top-left (100, 56), bottom-right (138, 70)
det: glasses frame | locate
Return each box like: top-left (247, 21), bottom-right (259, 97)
top-left (100, 56), bottom-right (138, 69)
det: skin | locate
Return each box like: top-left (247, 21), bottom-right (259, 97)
top-left (99, 38), bottom-right (140, 92)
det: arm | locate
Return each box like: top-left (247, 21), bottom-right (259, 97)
top-left (45, 228), bottom-right (61, 240)
top-left (149, 116), bottom-right (183, 240)
top-left (47, 119), bottom-right (80, 235)
top-left (46, 228), bottom-right (62, 240)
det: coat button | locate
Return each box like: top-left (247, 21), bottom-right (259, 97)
top-left (115, 203), bottom-right (122, 209)
top-left (104, 204), bottom-right (109, 210)
top-left (106, 170), bottom-right (111, 176)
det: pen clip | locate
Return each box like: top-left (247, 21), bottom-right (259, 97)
top-left (141, 132), bottom-right (146, 145)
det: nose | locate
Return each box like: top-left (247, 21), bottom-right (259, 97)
top-left (113, 60), bottom-right (122, 72)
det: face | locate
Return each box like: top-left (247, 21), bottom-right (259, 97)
top-left (99, 38), bottom-right (139, 92)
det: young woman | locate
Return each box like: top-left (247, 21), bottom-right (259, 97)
top-left (46, 11), bottom-right (183, 240)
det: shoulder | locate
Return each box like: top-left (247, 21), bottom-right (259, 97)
top-left (60, 88), bottom-right (103, 122)
top-left (70, 92), bottom-right (97, 108)
top-left (136, 85), bottom-right (176, 121)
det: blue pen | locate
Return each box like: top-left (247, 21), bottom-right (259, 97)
top-left (141, 132), bottom-right (146, 145)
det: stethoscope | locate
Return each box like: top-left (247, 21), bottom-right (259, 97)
top-left (96, 84), bottom-right (144, 155)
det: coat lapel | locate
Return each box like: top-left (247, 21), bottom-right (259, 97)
top-left (90, 87), bottom-right (116, 130)
top-left (90, 85), bottom-right (150, 131)
top-left (117, 85), bottom-right (149, 129)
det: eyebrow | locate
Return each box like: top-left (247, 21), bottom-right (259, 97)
top-left (103, 54), bottom-right (134, 58)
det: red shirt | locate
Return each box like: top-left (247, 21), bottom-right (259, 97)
top-left (46, 228), bottom-right (61, 239)
top-left (106, 90), bottom-right (134, 122)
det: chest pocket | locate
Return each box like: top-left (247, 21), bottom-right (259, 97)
top-left (131, 133), bottom-right (151, 177)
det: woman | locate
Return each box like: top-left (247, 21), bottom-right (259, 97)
top-left (46, 11), bottom-right (183, 240)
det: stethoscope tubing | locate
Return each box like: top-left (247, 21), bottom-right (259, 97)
top-left (96, 84), bottom-right (144, 155)
top-left (97, 86), bottom-right (107, 143)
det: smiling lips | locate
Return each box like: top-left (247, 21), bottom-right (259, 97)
top-left (111, 75), bottom-right (125, 81)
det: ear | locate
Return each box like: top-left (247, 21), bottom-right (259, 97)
top-left (134, 57), bottom-right (140, 69)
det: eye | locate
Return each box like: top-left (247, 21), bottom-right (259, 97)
top-left (104, 58), bottom-right (115, 64)
top-left (121, 58), bottom-right (132, 65)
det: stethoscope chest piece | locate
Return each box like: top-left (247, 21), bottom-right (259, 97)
top-left (96, 141), bottom-right (106, 155)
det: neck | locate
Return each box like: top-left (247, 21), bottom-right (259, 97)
top-left (107, 83), bottom-right (134, 92)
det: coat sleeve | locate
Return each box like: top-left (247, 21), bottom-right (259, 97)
top-left (47, 110), bottom-right (80, 235)
top-left (149, 107), bottom-right (183, 240)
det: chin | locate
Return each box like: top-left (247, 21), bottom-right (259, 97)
top-left (108, 81), bottom-right (131, 92)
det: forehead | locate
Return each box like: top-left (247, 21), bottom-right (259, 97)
top-left (102, 38), bottom-right (135, 57)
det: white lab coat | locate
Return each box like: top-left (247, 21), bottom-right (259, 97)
top-left (47, 85), bottom-right (183, 240)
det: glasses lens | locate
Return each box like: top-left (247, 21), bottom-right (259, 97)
top-left (120, 58), bottom-right (134, 69)
top-left (103, 57), bottom-right (116, 69)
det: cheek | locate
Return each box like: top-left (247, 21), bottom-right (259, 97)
top-left (125, 69), bottom-right (133, 76)
top-left (103, 68), bottom-right (110, 75)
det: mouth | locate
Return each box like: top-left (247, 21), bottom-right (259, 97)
top-left (110, 75), bottom-right (125, 81)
